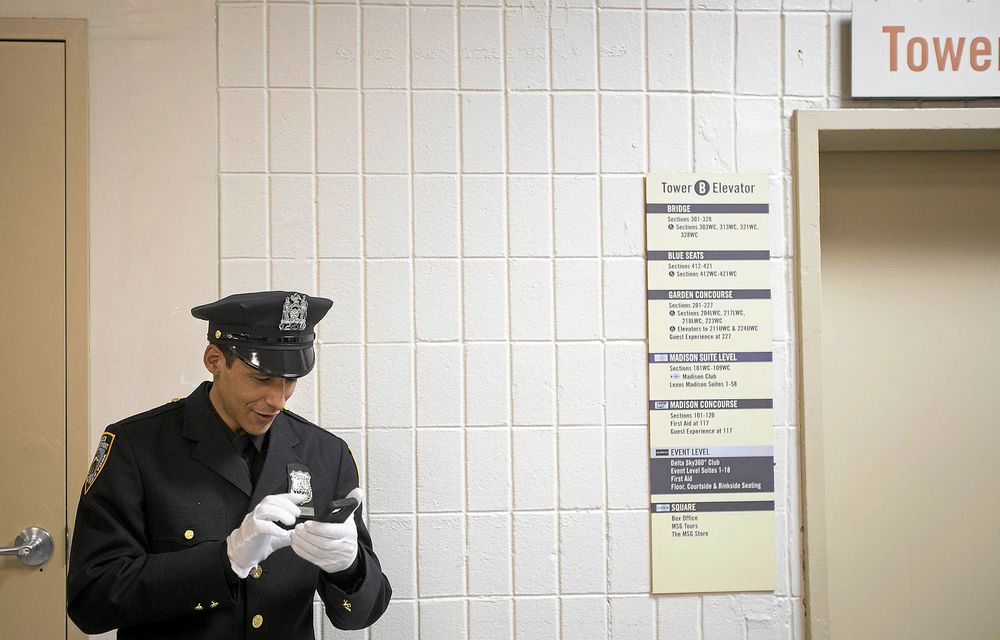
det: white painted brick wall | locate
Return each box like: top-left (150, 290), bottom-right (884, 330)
top-left (315, 5), bottom-right (358, 88)
top-left (416, 343), bottom-right (464, 426)
top-left (466, 427), bottom-right (511, 508)
top-left (507, 93), bottom-right (551, 173)
top-left (508, 176), bottom-right (552, 257)
top-left (467, 513), bottom-right (513, 594)
top-left (318, 175), bottom-right (362, 257)
top-left (469, 599), bottom-right (512, 640)
top-left (515, 597), bottom-right (559, 640)
top-left (462, 175), bottom-right (506, 257)
top-left (219, 89), bottom-right (266, 172)
top-left (216, 1), bottom-right (984, 636)
top-left (218, 4), bottom-right (264, 87)
top-left (553, 93), bottom-right (598, 173)
top-left (512, 427), bottom-right (557, 510)
top-left (317, 90), bottom-right (361, 173)
top-left (513, 512), bottom-right (558, 595)
top-left (464, 343), bottom-right (509, 427)
top-left (412, 8), bottom-right (457, 89)
top-left (413, 91), bottom-right (459, 172)
top-left (418, 514), bottom-right (466, 596)
top-left (413, 175), bottom-right (460, 257)
top-left (462, 93), bottom-right (505, 173)
top-left (267, 4), bottom-right (312, 87)
top-left (559, 511), bottom-right (607, 596)
top-left (220, 174), bottom-right (267, 257)
top-left (270, 175), bottom-right (315, 257)
top-left (505, 7), bottom-right (549, 90)
top-left (420, 599), bottom-right (466, 639)
top-left (551, 9), bottom-right (597, 89)
top-left (364, 91), bottom-right (410, 173)
top-left (562, 596), bottom-right (608, 640)
top-left (415, 258), bottom-right (462, 340)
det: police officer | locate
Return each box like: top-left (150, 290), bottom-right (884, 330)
top-left (68, 291), bottom-right (391, 639)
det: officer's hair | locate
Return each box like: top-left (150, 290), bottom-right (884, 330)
top-left (211, 343), bottom-right (238, 368)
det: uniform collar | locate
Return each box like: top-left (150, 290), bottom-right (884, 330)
top-left (182, 381), bottom-right (253, 496)
top-left (182, 381), bottom-right (302, 501)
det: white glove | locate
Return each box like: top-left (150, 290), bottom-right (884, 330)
top-left (290, 487), bottom-right (363, 574)
top-left (226, 492), bottom-right (305, 578)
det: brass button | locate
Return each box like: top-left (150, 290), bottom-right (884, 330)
top-left (184, 529), bottom-right (194, 540)
top-left (251, 614), bottom-right (263, 629)
top-left (194, 603), bottom-right (204, 611)
top-left (210, 600), bottom-right (219, 609)
top-left (171, 397), bottom-right (180, 402)
top-left (215, 329), bottom-right (222, 339)
top-left (249, 564), bottom-right (263, 579)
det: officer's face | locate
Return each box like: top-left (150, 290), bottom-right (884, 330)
top-left (205, 346), bottom-right (297, 435)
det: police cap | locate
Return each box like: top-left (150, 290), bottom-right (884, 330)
top-left (191, 291), bottom-right (332, 379)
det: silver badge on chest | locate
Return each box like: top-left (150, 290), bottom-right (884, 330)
top-left (287, 463), bottom-right (315, 517)
top-left (289, 469), bottom-right (312, 503)
top-left (279, 293), bottom-right (308, 331)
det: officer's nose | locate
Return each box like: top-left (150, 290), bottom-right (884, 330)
top-left (264, 379), bottom-right (290, 410)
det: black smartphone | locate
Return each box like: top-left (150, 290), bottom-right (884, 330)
top-left (316, 497), bottom-right (358, 524)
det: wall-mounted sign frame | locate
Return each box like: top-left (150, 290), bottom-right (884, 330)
top-left (646, 174), bottom-right (775, 594)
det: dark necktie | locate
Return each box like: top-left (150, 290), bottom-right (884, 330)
top-left (236, 434), bottom-right (263, 488)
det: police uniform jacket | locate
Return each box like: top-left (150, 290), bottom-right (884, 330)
top-left (68, 381), bottom-right (392, 639)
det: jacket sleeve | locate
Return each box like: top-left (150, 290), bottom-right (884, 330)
top-left (67, 430), bottom-right (238, 634)
top-left (316, 442), bottom-right (392, 630)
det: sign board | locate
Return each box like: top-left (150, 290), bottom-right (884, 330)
top-left (853, 0), bottom-right (1000, 98)
top-left (645, 174), bottom-right (775, 594)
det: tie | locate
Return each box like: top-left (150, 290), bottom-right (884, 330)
top-left (236, 434), bottom-right (263, 488)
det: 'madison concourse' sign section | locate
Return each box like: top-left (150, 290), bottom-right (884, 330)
top-left (853, 0), bottom-right (1000, 97)
top-left (645, 174), bottom-right (774, 594)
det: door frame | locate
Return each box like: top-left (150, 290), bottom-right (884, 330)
top-left (0, 18), bottom-right (88, 639)
top-left (793, 107), bottom-right (1000, 639)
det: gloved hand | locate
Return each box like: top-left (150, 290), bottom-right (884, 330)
top-left (226, 492), bottom-right (305, 578)
top-left (290, 487), bottom-right (363, 574)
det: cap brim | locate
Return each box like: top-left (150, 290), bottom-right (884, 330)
top-left (230, 345), bottom-right (315, 379)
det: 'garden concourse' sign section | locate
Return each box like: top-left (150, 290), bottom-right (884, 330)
top-left (646, 174), bottom-right (775, 594)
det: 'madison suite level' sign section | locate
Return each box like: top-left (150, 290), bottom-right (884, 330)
top-left (853, 0), bottom-right (1000, 98)
top-left (645, 174), bottom-right (774, 595)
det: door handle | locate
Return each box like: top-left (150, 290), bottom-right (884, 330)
top-left (0, 527), bottom-right (53, 567)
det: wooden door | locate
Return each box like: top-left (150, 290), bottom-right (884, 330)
top-left (0, 19), bottom-right (88, 639)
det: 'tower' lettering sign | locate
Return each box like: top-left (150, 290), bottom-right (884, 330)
top-left (852, 0), bottom-right (1000, 98)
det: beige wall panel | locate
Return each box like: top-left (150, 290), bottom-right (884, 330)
top-left (0, 1), bottom-right (219, 463)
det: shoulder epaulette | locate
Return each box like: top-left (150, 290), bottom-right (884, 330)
top-left (281, 407), bottom-right (317, 427)
top-left (114, 398), bottom-right (186, 427)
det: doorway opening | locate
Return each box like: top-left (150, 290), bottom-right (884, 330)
top-left (794, 109), bottom-right (1000, 640)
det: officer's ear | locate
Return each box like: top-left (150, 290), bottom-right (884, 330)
top-left (204, 344), bottom-right (225, 377)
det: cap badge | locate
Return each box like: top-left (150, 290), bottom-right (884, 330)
top-left (279, 293), bottom-right (308, 331)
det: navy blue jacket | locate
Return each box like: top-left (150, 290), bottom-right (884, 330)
top-left (68, 381), bottom-right (391, 639)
